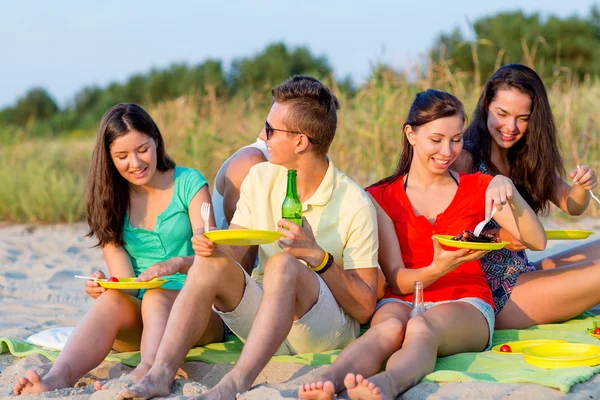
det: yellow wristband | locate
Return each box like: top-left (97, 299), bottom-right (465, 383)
top-left (311, 251), bottom-right (329, 272)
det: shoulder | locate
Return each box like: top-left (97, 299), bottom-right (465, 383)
top-left (241, 162), bottom-right (286, 191)
top-left (175, 166), bottom-right (206, 182)
top-left (333, 168), bottom-right (376, 209)
top-left (453, 150), bottom-right (474, 173)
top-left (458, 171), bottom-right (492, 192)
top-left (227, 147), bottom-right (268, 178)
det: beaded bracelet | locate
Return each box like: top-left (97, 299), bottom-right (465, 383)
top-left (315, 252), bottom-right (334, 275)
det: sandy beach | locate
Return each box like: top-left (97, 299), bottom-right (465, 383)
top-left (1, 219), bottom-right (600, 399)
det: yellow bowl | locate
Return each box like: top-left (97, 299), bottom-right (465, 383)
top-left (204, 229), bottom-right (283, 246)
top-left (491, 340), bottom-right (567, 355)
top-left (97, 277), bottom-right (167, 290)
top-left (433, 234), bottom-right (508, 251)
top-left (523, 343), bottom-right (600, 369)
top-left (546, 230), bottom-right (595, 240)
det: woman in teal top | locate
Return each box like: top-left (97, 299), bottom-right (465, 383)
top-left (14, 103), bottom-right (225, 396)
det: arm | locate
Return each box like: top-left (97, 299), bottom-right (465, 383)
top-left (221, 148), bottom-right (267, 223)
top-left (221, 149), bottom-right (266, 271)
top-left (277, 212), bottom-right (378, 325)
top-left (486, 175), bottom-right (547, 251)
top-left (550, 164), bottom-right (597, 215)
top-left (98, 243), bottom-right (139, 298)
top-left (368, 194), bottom-right (484, 296)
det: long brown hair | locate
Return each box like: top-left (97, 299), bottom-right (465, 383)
top-left (86, 103), bottom-right (175, 247)
top-left (369, 89), bottom-right (466, 189)
top-left (464, 64), bottom-right (564, 215)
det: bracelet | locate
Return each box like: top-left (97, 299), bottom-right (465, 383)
top-left (315, 252), bottom-right (335, 275)
top-left (311, 251), bottom-right (329, 272)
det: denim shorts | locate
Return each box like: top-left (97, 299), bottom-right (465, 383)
top-left (375, 297), bottom-right (495, 350)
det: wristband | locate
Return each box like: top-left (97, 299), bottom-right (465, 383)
top-left (311, 251), bottom-right (329, 272)
top-left (315, 253), bottom-right (334, 275)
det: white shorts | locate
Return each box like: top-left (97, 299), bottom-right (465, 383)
top-left (213, 263), bottom-right (359, 355)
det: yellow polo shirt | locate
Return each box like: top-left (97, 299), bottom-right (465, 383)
top-left (231, 158), bottom-right (379, 283)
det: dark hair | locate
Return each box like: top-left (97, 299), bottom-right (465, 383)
top-left (271, 75), bottom-right (340, 154)
top-left (86, 103), bottom-right (175, 247)
top-left (464, 64), bottom-right (564, 215)
top-left (369, 89), bottom-right (466, 188)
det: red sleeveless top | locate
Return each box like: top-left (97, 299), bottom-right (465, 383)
top-left (367, 172), bottom-right (494, 309)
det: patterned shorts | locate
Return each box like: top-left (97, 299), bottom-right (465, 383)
top-left (482, 248), bottom-right (537, 314)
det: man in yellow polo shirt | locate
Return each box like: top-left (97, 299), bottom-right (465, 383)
top-left (119, 76), bottom-right (379, 400)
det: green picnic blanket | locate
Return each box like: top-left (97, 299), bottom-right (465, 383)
top-left (2, 313), bottom-right (599, 393)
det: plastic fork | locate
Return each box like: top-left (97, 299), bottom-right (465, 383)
top-left (577, 165), bottom-right (600, 206)
top-left (473, 207), bottom-right (497, 237)
top-left (201, 202), bottom-right (211, 233)
top-left (73, 275), bottom-right (99, 281)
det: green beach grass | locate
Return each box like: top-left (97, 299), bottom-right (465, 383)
top-left (1, 74), bottom-right (598, 223)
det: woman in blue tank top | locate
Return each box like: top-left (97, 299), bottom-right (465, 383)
top-left (14, 103), bottom-right (225, 395)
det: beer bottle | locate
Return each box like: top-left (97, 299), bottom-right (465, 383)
top-left (282, 169), bottom-right (302, 226)
top-left (410, 280), bottom-right (425, 318)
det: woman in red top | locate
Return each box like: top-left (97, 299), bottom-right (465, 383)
top-left (298, 89), bottom-right (546, 400)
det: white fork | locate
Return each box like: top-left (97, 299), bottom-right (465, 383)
top-left (473, 207), bottom-right (497, 237)
top-left (577, 165), bottom-right (600, 206)
top-left (201, 202), bottom-right (211, 233)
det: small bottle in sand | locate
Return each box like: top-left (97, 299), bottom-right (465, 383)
top-left (410, 280), bottom-right (425, 318)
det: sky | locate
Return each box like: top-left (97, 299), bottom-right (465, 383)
top-left (0, 0), bottom-right (597, 108)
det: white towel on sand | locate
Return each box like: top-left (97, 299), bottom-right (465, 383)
top-left (27, 327), bottom-right (74, 351)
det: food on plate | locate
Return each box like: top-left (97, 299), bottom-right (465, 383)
top-left (499, 344), bottom-right (512, 352)
top-left (451, 230), bottom-right (501, 243)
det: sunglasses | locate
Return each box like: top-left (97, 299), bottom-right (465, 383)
top-left (264, 121), bottom-right (319, 145)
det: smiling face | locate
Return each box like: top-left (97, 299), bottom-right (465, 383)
top-left (487, 88), bottom-right (532, 150)
top-left (109, 129), bottom-right (158, 186)
top-left (406, 115), bottom-right (464, 174)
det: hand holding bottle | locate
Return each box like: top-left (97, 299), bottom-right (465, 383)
top-left (277, 217), bottom-right (323, 267)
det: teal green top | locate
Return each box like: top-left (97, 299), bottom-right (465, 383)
top-left (123, 166), bottom-right (207, 293)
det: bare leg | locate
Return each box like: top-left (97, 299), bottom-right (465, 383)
top-left (197, 252), bottom-right (321, 400)
top-left (14, 290), bottom-right (143, 395)
top-left (345, 302), bottom-right (489, 400)
top-left (298, 302), bottom-right (410, 400)
top-left (536, 239), bottom-right (600, 270)
top-left (497, 257), bottom-right (600, 329)
top-left (96, 288), bottom-right (223, 390)
top-left (117, 253), bottom-right (243, 400)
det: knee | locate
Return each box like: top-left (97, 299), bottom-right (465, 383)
top-left (187, 253), bottom-right (231, 283)
top-left (375, 318), bottom-right (406, 349)
top-left (264, 252), bottom-right (298, 280)
top-left (95, 289), bottom-right (133, 311)
top-left (405, 316), bottom-right (436, 341)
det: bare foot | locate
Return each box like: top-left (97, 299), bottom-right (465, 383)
top-left (14, 370), bottom-right (63, 395)
top-left (94, 363), bottom-right (150, 390)
top-left (298, 380), bottom-right (337, 399)
top-left (116, 372), bottom-right (172, 400)
top-left (344, 373), bottom-right (393, 400)
top-left (189, 375), bottom-right (250, 400)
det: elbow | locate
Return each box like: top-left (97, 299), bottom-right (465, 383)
top-left (356, 296), bottom-right (377, 324)
top-left (529, 236), bottom-right (547, 251)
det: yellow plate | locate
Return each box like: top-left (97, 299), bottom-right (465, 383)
top-left (97, 277), bottom-right (167, 290)
top-left (204, 229), bottom-right (283, 245)
top-left (433, 234), bottom-right (508, 250)
top-left (523, 343), bottom-right (600, 369)
top-left (491, 340), bottom-right (567, 355)
top-left (588, 332), bottom-right (600, 339)
top-left (545, 230), bottom-right (595, 240)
